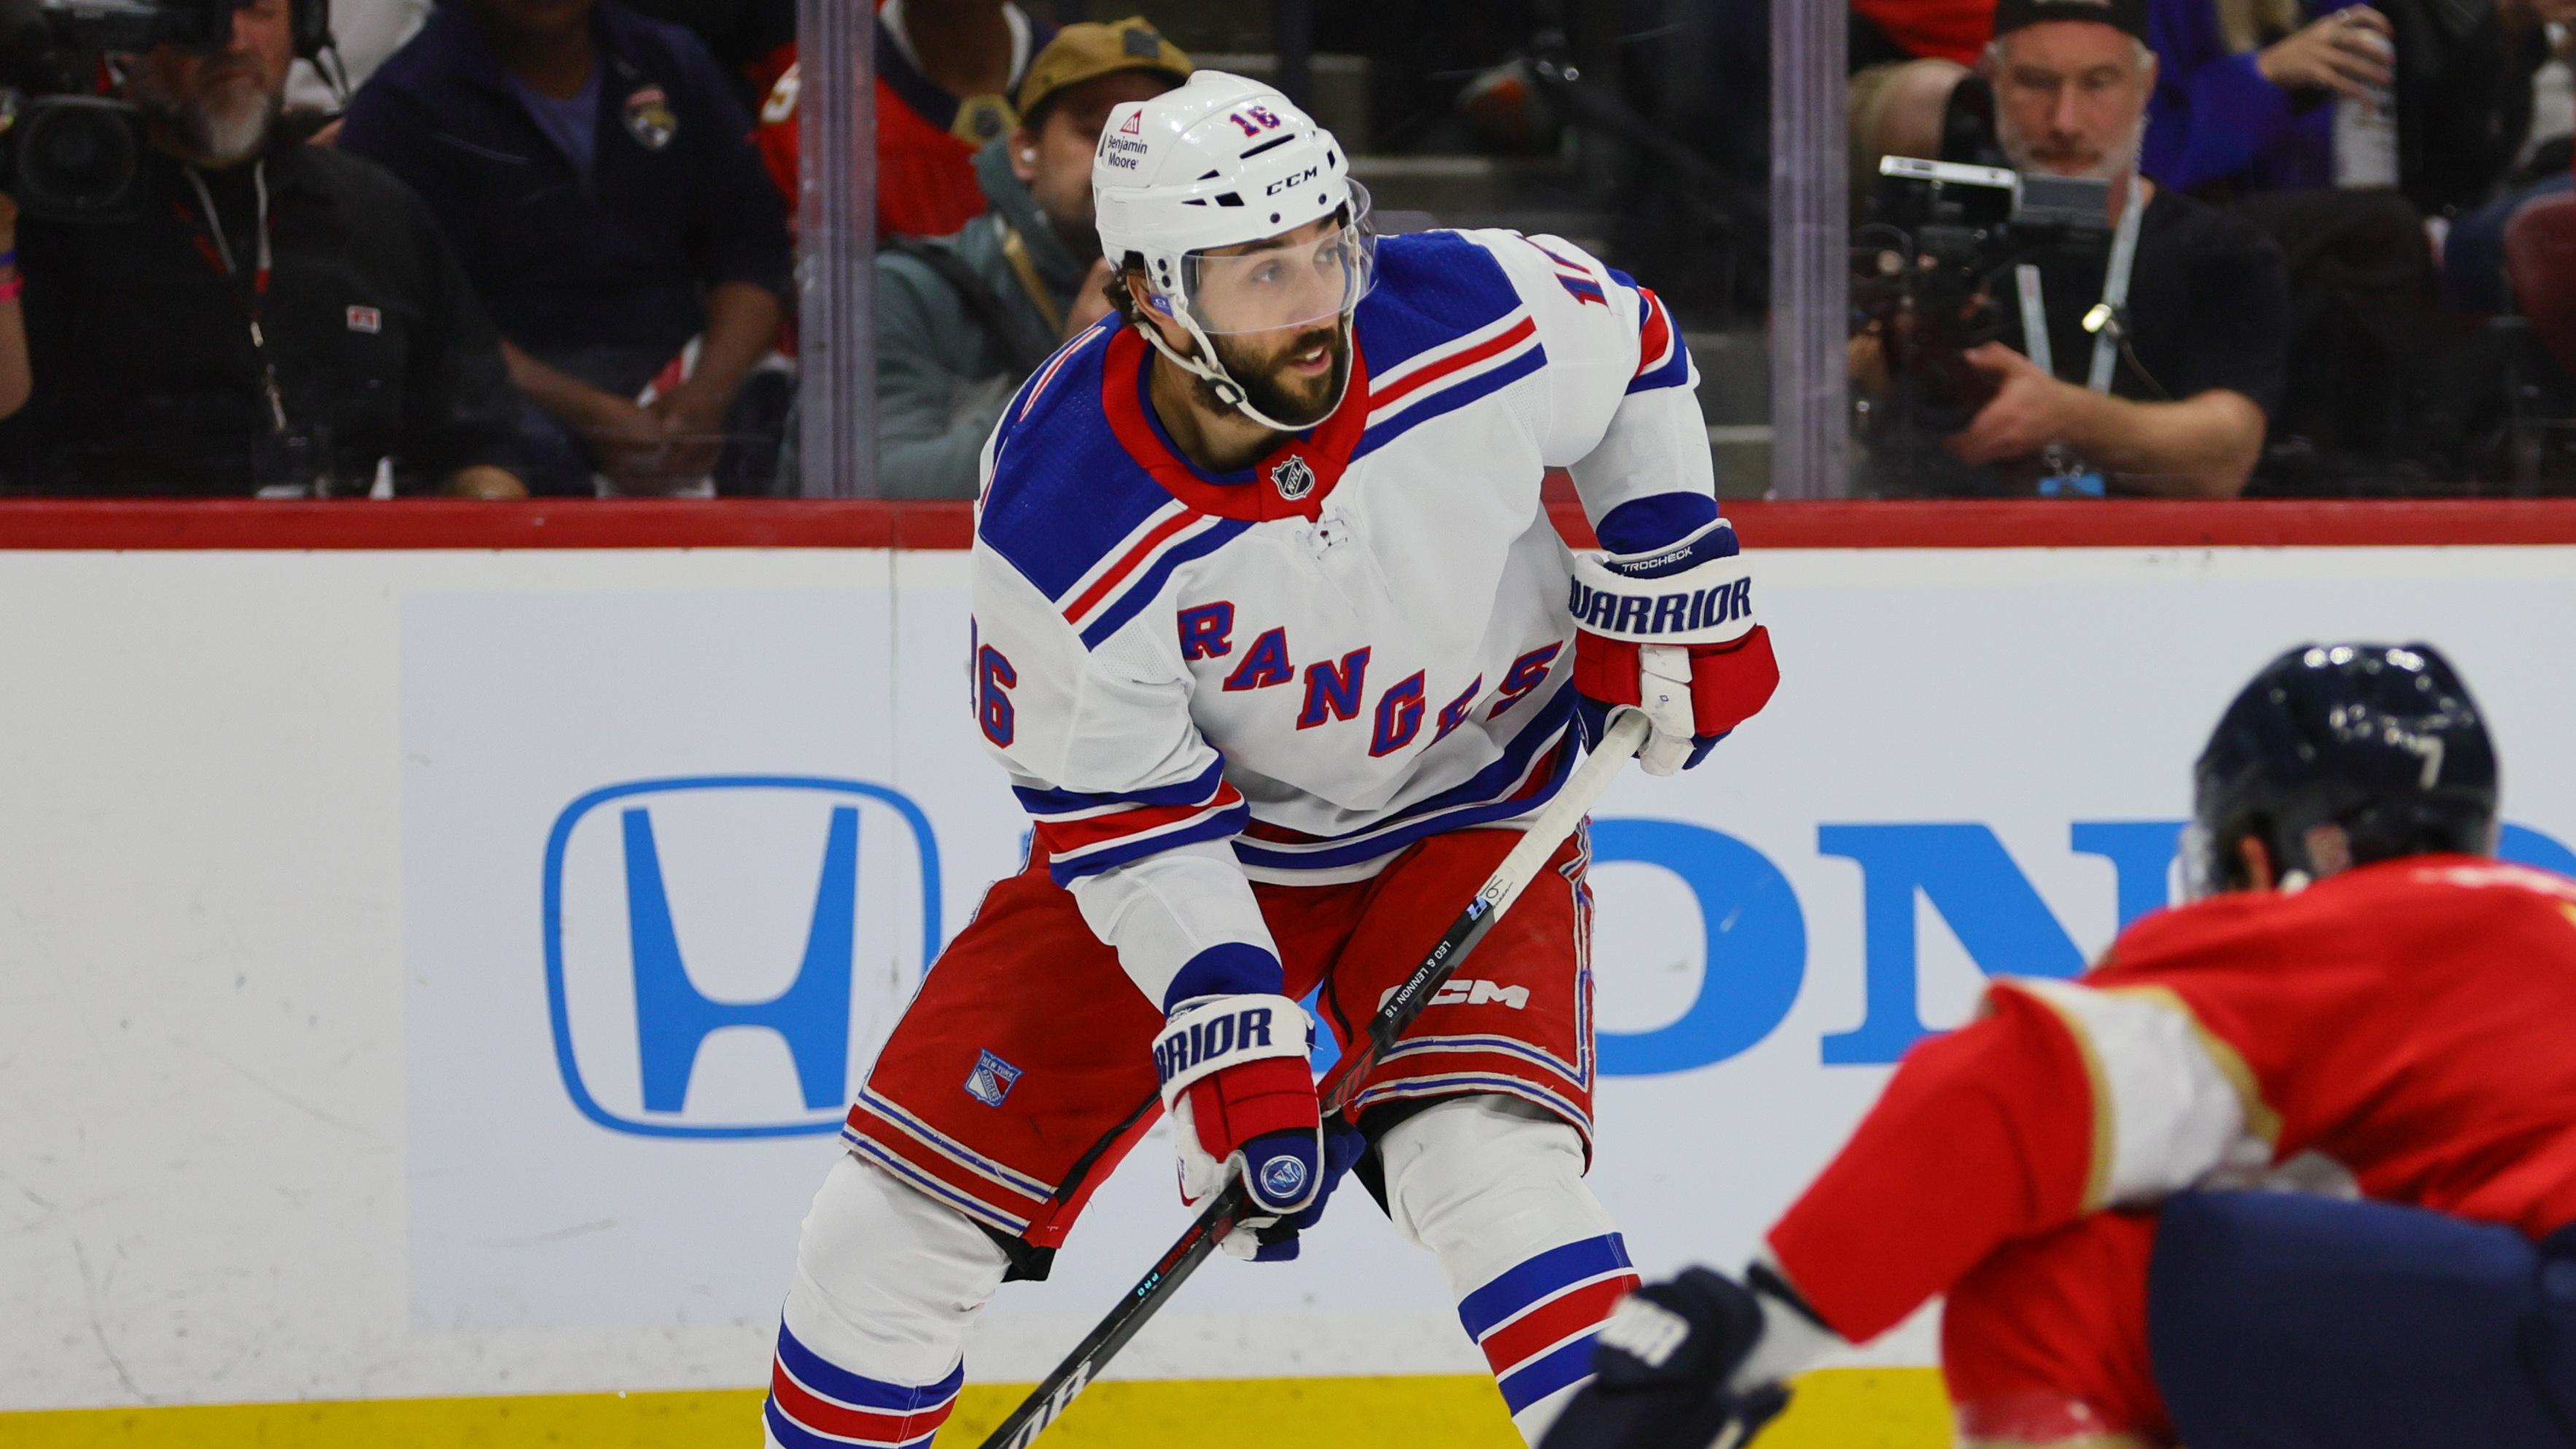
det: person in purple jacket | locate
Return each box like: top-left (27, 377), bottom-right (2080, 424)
top-left (2141, 0), bottom-right (2392, 195)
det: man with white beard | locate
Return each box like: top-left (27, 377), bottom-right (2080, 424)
top-left (1851, 0), bottom-right (2293, 500)
top-left (0, 0), bottom-right (526, 497)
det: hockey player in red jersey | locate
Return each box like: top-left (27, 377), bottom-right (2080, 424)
top-left (759, 70), bottom-right (1781, 1449)
top-left (1545, 642), bottom-right (2576, 1449)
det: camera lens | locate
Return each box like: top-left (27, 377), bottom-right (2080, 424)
top-left (15, 98), bottom-right (145, 218)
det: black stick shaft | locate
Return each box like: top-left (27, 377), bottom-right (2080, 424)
top-left (972, 715), bottom-right (1649, 1449)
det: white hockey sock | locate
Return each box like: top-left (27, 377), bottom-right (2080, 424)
top-left (1380, 1095), bottom-right (1633, 1446)
top-left (765, 1153), bottom-right (1011, 1449)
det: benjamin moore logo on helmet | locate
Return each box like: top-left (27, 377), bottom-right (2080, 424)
top-left (1102, 132), bottom-right (1151, 174)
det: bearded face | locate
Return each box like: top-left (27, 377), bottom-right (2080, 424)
top-left (1203, 318), bottom-right (1352, 430)
top-left (1988, 23), bottom-right (2152, 182)
top-left (122, 0), bottom-right (292, 168)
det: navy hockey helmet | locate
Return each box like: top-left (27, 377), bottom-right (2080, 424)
top-left (2187, 642), bottom-right (2499, 897)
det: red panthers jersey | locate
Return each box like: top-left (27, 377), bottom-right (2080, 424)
top-left (1770, 854), bottom-right (2576, 1342)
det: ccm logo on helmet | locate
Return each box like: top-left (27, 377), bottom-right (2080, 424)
top-left (1265, 166), bottom-right (1321, 195)
top-left (1154, 1006), bottom-right (1277, 1083)
top-left (1568, 577), bottom-right (1754, 636)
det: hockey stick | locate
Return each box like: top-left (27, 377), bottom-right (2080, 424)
top-left (974, 710), bottom-right (1651, 1449)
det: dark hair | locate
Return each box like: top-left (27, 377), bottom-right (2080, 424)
top-left (1018, 92), bottom-right (1067, 141)
top-left (1102, 250), bottom-right (1148, 327)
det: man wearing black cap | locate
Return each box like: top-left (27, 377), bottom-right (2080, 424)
top-left (871, 17), bottom-right (1189, 498)
top-left (1857, 0), bottom-right (2292, 499)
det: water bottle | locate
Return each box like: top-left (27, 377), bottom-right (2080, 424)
top-left (2334, 18), bottom-right (2400, 190)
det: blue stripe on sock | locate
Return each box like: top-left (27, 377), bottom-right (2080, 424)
top-left (1498, 1331), bottom-right (1603, 1415)
top-left (1457, 1232), bottom-right (1632, 1340)
top-left (774, 1320), bottom-right (965, 1413)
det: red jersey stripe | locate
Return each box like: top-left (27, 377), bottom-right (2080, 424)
top-left (1372, 316), bottom-right (1537, 412)
top-left (1060, 508), bottom-right (1203, 624)
top-left (1635, 288), bottom-right (1673, 378)
top-left (1035, 786), bottom-right (1242, 857)
top-left (1478, 1273), bottom-right (1640, 1375)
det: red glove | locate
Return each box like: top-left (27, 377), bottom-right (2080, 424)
top-left (1154, 993), bottom-right (1330, 1259)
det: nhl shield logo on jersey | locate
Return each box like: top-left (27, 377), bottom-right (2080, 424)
top-left (964, 1049), bottom-right (1024, 1107)
top-left (1270, 455), bottom-right (1317, 501)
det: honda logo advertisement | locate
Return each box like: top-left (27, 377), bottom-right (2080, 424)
top-left (542, 777), bottom-right (941, 1139)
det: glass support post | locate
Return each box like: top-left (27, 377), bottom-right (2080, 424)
top-left (795, 0), bottom-right (876, 497)
top-left (1769, 0), bottom-right (1849, 497)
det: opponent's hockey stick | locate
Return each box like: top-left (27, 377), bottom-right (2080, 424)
top-left (974, 710), bottom-right (1651, 1449)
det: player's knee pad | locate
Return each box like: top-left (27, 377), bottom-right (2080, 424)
top-left (770, 1151), bottom-right (1011, 1447)
top-left (1380, 1095), bottom-right (1631, 1437)
top-left (1379, 1094), bottom-right (1615, 1293)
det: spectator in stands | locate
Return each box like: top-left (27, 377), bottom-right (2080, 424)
top-left (341, 0), bottom-right (793, 495)
top-left (1852, 0), bottom-right (2292, 497)
top-left (2146, 0), bottom-right (2550, 206)
top-left (755, 0), bottom-right (1054, 239)
top-left (0, 0), bottom-right (523, 497)
top-left (2143, 0), bottom-right (2391, 194)
top-left (2442, 0), bottom-right (2576, 313)
top-left (1848, 55), bottom-right (1979, 213)
top-left (2138, 0), bottom-right (2556, 486)
top-left (874, 18), bottom-right (1189, 498)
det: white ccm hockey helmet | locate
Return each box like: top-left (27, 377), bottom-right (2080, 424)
top-left (1093, 70), bottom-right (1377, 432)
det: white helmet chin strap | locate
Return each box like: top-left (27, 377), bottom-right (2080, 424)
top-left (1137, 300), bottom-right (1355, 440)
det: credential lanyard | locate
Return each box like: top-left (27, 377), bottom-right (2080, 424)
top-left (2086, 169), bottom-right (2144, 395)
top-left (180, 160), bottom-right (289, 436)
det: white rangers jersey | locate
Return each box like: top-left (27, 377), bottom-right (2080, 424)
top-left (969, 228), bottom-right (1721, 1008)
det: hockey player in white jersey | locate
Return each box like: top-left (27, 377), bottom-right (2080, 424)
top-left (763, 71), bottom-right (1780, 1448)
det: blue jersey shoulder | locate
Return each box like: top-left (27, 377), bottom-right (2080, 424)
top-left (1356, 230), bottom-right (1525, 374)
top-left (978, 325), bottom-right (1175, 603)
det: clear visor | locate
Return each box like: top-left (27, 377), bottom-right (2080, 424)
top-left (1180, 189), bottom-right (1379, 336)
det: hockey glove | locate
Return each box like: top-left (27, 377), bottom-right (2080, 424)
top-left (1538, 1267), bottom-right (1793, 1449)
top-left (1154, 993), bottom-right (1355, 1261)
top-left (1571, 519), bottom-right (1780, 776)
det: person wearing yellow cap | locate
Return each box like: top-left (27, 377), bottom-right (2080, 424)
top-left (873, 17), bottom-right (1191, 497)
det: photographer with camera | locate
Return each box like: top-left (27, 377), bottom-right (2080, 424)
top-left (1853, 0), bottom-right (2292, 498)
top-left (0, 0), bottom-right (526, 496)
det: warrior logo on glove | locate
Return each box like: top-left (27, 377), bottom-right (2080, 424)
top-left (1572, 518), bottom-right (1781, 777)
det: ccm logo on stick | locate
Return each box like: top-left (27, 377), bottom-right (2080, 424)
top-left (1379, 979), bottom-right (1530, 1011)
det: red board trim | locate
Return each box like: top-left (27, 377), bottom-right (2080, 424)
top-left (6, 498), bottom-right (2576, 551)
top-left (0, 500), bottom-right (977, 551)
